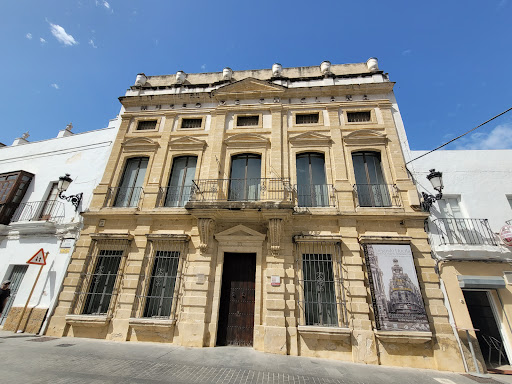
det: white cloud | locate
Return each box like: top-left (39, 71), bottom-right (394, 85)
top-left (96, 0), bottom-right (113, 12)
top-left (401, 49), bottom-right (412, 56)
top-left (201, 64), bottom-right (207, 70)
top-left (454, 123), bottom-right (512, 150)
top-left (51, 83), bottom-right (59, 89)
top-left (49, 23), bottom-right (78, 46)
top-left (26, 33), bottom-right (33, 40)
top-left (40, 37), bottom-right (46, 44)
top-left (103, 1), bottom-right (110, 9)
top-left (89, 39), bottom-right (97, 48)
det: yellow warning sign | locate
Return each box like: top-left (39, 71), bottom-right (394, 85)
top-left (27, 248), bottom-right (47, 265)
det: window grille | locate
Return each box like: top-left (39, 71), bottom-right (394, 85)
top-left (136, 120), bottom-right (157, 131)
top-left (237, 115), bottom-right (259, 127)
top-left (295, 239), bottom-right (347, 327)
top-left (296, 113), bottom-right (319, 125)
top-left (133, 236), bottom-right (188, 319)
top-left (347, 111), bottom-right (371, 122)
top-left (70, 238), bottom-right (131, 316)
top-left (181, 118), bottom-right (203, 129)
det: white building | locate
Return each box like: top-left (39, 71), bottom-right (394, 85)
top-left (408, 149), bottom-right (512, 373)
top-left (0, 119), bottom-right (120, 334)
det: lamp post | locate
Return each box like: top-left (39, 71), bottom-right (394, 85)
top-left (58, 173), bottom-right (83, 212)
top-left (421, 169), bottom-right (444, 211)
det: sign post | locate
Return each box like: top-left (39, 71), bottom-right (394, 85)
top-left (14, 249), bottom-right (48, 333)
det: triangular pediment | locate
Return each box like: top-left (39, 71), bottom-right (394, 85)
top-left (121, 137), bottom-right (159, 152)
top-left (213, 78), bottom-right (286, 97)
top-left (343, 130), bottom-right (388, 146)
top-left (214, 224), bottom-right (266, 242)
top-left (224, 133), bottom-right (270, 148)
top-left (170, 136), bottom-right (207, 149)
top-left (289, 132), bottom-right (332, 146)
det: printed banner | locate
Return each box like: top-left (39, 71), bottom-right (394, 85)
top-left (364, 244), bottom-right (429, 332)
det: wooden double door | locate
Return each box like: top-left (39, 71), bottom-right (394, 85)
top-left (216, 253), bottom-right (256, 346)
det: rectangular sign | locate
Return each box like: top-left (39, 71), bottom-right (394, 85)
top-left (364, 244), bottom-right (429, 332)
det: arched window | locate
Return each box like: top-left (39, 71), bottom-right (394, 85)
top-left (229, 154), bottom-right (261, 201)
top-left (352, 151), bottom-right (391, 207)
top-left (114, 157), bottom-right (148, 207)
top-left (296, 152), bottom-right (329, 207)
top-left (165, 156), bottom-right (197, 207)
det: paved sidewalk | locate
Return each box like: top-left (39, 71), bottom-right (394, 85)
top-left (0, 330), bottom-right (507, 384)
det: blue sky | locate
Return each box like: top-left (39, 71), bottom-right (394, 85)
top-left (1, 1), bottom-right (511, 150)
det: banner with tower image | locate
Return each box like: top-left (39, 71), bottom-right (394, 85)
top-left (364, 244), bottom-right (430, 332)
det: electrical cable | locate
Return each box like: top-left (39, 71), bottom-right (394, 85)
top-left (406, 106), bottom-right (512, 165)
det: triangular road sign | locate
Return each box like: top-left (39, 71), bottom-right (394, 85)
top-left (27, 248), bottom-right (47, 265)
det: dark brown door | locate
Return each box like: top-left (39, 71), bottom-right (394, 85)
top-left (216, 253), bottom-right (256, 346)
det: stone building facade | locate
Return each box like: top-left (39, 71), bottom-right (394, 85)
top-left (46, 60), bottom-right (464, 371)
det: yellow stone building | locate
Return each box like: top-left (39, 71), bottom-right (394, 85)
top-left (46, 60), bottom-right (465, 371)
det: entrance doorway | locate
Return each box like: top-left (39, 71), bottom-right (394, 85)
top-left (216, 253), bottom-right (256, 346)
top-left (463, 290), bottom-right (510, 368)
top-left (1, 265), bottom-right (28, 325)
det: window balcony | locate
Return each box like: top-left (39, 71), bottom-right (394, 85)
top-left (104, 187), bottom-right (144, 208)
top-left (429, 218), bottom-right (498, 246)
top-left (427, 218), bottom-right (504, 261)
top-left (353, 183), bottom-right (401, 208)
top-left (186, 178), bottom-right (293, 207)
top-left (156, 186), bottom-right (194, 208)
top-left (8, 200), bottom-right (65, 224)
top-left (294, 184), bottom-right (336, 208)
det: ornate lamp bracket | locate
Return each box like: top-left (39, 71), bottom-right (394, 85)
top-left (58, 191), bottom-right (83, 212)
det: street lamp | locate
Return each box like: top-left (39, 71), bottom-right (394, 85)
top-left (58, 174), bottom-right (83, 212)
top-left (421, 169), bottom-right (444, 211)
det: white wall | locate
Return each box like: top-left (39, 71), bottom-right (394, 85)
top-left (0, 118), bottom-right (120, 317)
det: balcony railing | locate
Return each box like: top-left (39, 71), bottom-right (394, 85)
top-left (10, 200), bottom-right (65, 224)
top-left (189, 178), bottom-right (292, 203)
top-left (156, 186), bottom-right (194, 207)
top-left (353, 184), bottom-right (401, 207)
top-left (294, 184), bottom-right (336, 207)
top-left (105, 187), bottom-right (144, 208)
top-left (429, 218), bottom-right (498, 246)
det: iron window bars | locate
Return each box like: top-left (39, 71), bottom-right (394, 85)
top-left (132, 235), bottom-right (189, 319)
top-left (70, 237), bottom-right (131, 317)
top-left (294, 237), bottom-right (348, 327)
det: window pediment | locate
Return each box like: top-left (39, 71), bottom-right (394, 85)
top-left (289, 132), bottom-right (332, 147)
top-left (343, 130), bottom-right (388, 146)
top-left (213, 78), bottom-right (286, 98)
top-left (121, 137), bottom-right (159, 152)
top-left (224, 133), bottom-right (270, 148)
top-left (169, 136), bottom-right (207, 150)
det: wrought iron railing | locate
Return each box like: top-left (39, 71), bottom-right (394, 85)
top-left (10, 200), bottom-right (65, 223)
top-left (294, 184), bottom-right (336, 207)
top-left (189, 178), bottom-right (292, 203)
top-left (105, 187), bottom-right (144, 208)
top-left (429, 218), bottom-right (498, 246)
top-left (353, 183), bottom-right (401, 207)
top-left (156, 186), bottom-right (194, 208)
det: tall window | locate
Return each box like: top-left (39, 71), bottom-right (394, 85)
top-left (0, 171), bottom-right (33, 224)
top-left (296, 239), bottom-right (344, 327)
top-left (39, 183), bottom-right (59, 220)
top-left (82, 250), bottom-right (123, 315)
top-left (229, 154), bottom-right (261, 201)
top-left (114, 157), bottom-right (148, 207)
top-left (165, 156), bottom-right (197, 207)
top-left (296, 153), bottom-right (329, 207)
top-left (133, 237), bottom-right (188, 320)
top-left (352, 151), bottom-right (390, 207)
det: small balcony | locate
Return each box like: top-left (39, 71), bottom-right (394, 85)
top-left (156, 186), bottom-right (194, 208)
top-left (294, 184), bottom-right (336, 208)
top-left (10, 200), bottom-right (65, 224)
top-left (427, 218), bottom-right (503, 260)
top-left (105, 187), bottom-right (144, 208)
top-left (353, 184), bottom-right (401, 208)
top-left (186, 178), bottom-right (293, 209)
